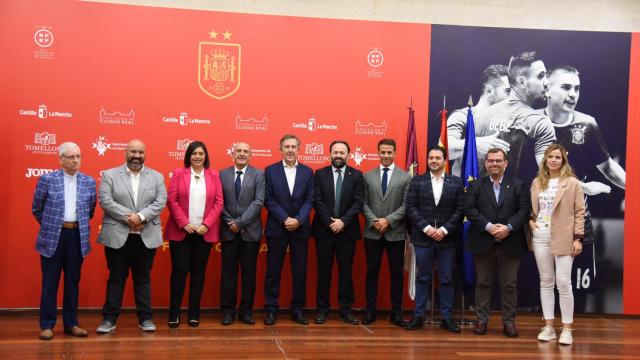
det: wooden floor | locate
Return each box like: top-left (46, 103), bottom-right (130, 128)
top-left (1, 312), bottom-right (640, 359)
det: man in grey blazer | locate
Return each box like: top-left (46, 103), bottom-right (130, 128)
top-left (361, 139), bottom-right (411, 327)
top-left (96, 139), bottom-right (167, 334)
top-left (219, 142), bottom-right (265, 326)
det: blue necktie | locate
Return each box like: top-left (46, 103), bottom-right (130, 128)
top-left (334, 169), bottom-right (343, 217)
top-left (381, 167), bottom-right (390, 196)
top-left (235, 170), bottom-right (242, 201)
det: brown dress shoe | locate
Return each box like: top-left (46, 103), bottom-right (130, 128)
top-left (39, 329), bottom-right (53, 340)
top-left (64, 326), bottom-right (88, 337)
top-left (503, 322), bottom-right (518, 337)
top-left (473, 322), bottom-right (488, 335)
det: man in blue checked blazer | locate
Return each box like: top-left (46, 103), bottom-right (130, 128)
top-left (405, 146), bottom-right (464, 333)
top-left (32, 142), bottom-right (97, 341)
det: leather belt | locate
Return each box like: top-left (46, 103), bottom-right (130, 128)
top-left (62, 221), bottom-right (79, 229)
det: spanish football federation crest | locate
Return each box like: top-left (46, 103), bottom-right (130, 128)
top-left (198, 32), bottom-right (241, 100)
top-left (571, 125), bottom-right (586, 145)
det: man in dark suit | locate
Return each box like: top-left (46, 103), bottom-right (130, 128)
top-left (32, 142), bottom-right (96, 340)
top-left (220, 142), bottom-right (265, 326)
top-left (263, 134), bottom-right (314, 325)
top-left (313, 140), bottom-right (364, 325)
top-left (464, 148), bottom-right (529, 337)
top-left (361, 138), bottom-right (411, 326)
top-left (405, 146), bottom-right (464, 333)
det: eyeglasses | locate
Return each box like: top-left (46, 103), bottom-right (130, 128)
top-left (61, 155), bottom-right (81, 160)
top-left (485, 159), bottom-right (504, 164)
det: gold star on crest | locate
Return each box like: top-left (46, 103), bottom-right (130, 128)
top-left (223, 30), bottom-right (232, 40)
top-left (208, 30), bottom-right (218, 39)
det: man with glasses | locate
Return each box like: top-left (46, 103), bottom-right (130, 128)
top-left (464, 148), bottom-right (529, 337)
top-left (32, 142), bottom-right (96, 340)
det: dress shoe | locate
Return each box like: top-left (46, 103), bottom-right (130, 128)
top-left (503, 322), bottom-right (518, 337)
top-left (239, 313), bottom-right (255, 325)
top-left (188, 319), bottom-right (200, 328)
top-left (473, 322), bottom-right (487, 335)
top-left (389, 314), bottom-right (406, 327)
top-left (39, 329), bottom-right (53, 341)
top-left (361, 312), bottom-right (376, 325)
top-left (64, 326), bottom-right (88, 337)
top-left (340, 313), bottom-right (359, 325)
top-left (440, 318), bottom-right (461, 333)
top-left (222, 313), bottom-right (235, 326)
top-left (404, 316), bottom-right (424, 330)
top-left (291, 313), bottom-right (309, 325)
top-left (264, 312), bottom-right (276, 326)
top-left (168, 314), bottom-right (180, 328)
top-left (314, 313), bottom-right (328, 324)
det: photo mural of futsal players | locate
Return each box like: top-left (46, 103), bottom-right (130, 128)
top-left (541, 65), bottom-right (626, 311)
top-left (472, 51), bottom-right (557, 177)
top-left (447, 64), bottom-right (512, 177)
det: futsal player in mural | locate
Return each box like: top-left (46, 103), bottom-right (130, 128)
top-left (447, 64), bottom-right (512, 177)
top-left (540, 65), bottom-right (627, 311)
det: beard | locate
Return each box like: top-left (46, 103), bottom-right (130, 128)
top-left (331, 157), bottom-right (346, 168)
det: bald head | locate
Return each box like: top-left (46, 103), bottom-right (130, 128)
top-left (232, 142), bottom-right (252, 169)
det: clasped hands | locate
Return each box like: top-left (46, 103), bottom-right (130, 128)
top-left (126, 213), bottom-right (144, 232)
top-left (488, 223), bottom-right (510, 241)
top-left (183, 223), bottom-right (209, 235)
top-left (424, 226), bottom-right (446, 241)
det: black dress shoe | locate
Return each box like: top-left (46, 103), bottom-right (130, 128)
top-left (291, 313), bottom-right (309, 325)
top-left (168, 314), bottom-right (180, 328)
top-left (239, 314), bottom-right (255, 325)
top-left (314, 313), bottom-right (328, 324)
top-left (340, 313), bottom-right (359, 325)
top-left (389, 314), bottom-right (406, 327)
top-left (264, 312), bottom-right (276, 326)
top-left (503, 322), bottom-right (518, 337)
top-left (361, 312), bottom-right (376, 325)
top-left (188, 319), bottom-right (199, 328)
top-left (404, 316), bottom-right (424, 330)
top-left (440, 318), bottom-right (461, 333)
top-left (221, 313), bottom-right (235, 326)
top-left (474, 322), bottom-right (488, 335)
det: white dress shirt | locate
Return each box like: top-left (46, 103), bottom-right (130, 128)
top-left (126, 165), bottom-right (146, 233)
top-left (379, 163), bottom-right (395, 186)
top-left (424, 171), bottom-right (448, 235)
top-left (63, 172), bottom-right (77, 222)
top-left (282, 160), bottom-right (298, 195)
top-left (189, 168), bottom-right (206, 227)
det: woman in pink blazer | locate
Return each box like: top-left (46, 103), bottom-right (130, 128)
top-left (165, 141), bottom-right (223, 328)
top-left (530, 144), bottom-right (585, 345)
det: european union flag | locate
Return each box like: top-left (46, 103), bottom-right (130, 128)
top-left (461, 105), bottom-right (479, 287)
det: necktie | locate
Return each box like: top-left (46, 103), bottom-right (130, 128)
top-left (235, 171), bottom-right (242, 201)
top-left (381, 167), bottom-right (390, 196)
top-left (334, 169), bottom-right (343, 217)
top-left (493, 181), bottom-right (500, 202)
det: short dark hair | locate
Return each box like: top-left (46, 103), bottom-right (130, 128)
top-left (427, 145), bottom-right (447, 160)
top-left (279, 134), bottom-right (300, 148)
top-left (548, 65), bottom-right (579, 78)
top-left (481, 64), bottom-right (509, 94)
top-left (377, 138), bottom-right (396, 151)
top-left (184, 140), bottom-right (210, 169)
top-left (486, 147), bottom-right (507, 160)
top-left (508, 51), bottom-right (540, 86)
top-left (330, 140), bottom-right (350, 153)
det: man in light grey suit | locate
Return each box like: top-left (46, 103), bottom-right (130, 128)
top-left (96, 139), bottom-right (167, 334)
top-left (361, 138), bottom-right (411, 327)
top-left (219, 142), bottom-right (265, 326)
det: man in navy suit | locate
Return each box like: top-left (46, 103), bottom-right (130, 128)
top-left (405, 146), bottom-right (464, 332)
top-left (32, 142), bottom-right (97, 340)
top-left (263, 134), bottom-right (314, 325)
top-left (312, 140), bottom-right (364, 325)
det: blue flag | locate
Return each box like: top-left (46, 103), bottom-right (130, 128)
top-left (461, 106), bottom-right (479, 287)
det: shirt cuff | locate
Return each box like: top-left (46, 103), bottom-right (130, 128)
top-left (423, 225), bottom-right (432, 233)
top-left (439, 226), bottom-right (448, 235)
top-left (485, 222), bottom-right (493, 231)
top-left (137, 212), bottom-right (146, 222)
top-left (507, 224), bottom-right (513, 232)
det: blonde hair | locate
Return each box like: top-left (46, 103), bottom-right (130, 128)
top-left (536, 143), bottom-right (575, 190)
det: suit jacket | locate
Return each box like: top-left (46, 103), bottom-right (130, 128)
top-left (165, 167), bottom-right (224, 243)
top-left (529, 176), bottom-right (585, 255)
top-left (220, 165), bottom-right (265, 242)
top-left (312, 165), bottom-right (364, 242)
top-left (98, 165), bottom-right (167, 249)
top-left (362, 166), bottom-right (411, 241)
top-left (264, 161), bottom-right (314, 239)
top-left (464, 176), bottom-right (530, 256)
top-left (406, 172), bottom-right (464, 247)
top-left (32, 170), bottom-right (97, 258)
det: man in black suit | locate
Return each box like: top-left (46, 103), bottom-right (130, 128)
top-left (313, 140), bottom-right (364, 325)
top-left (405, 146), bottom-right (464, 333)
top-left (464, 148), bottom-right (529, 337)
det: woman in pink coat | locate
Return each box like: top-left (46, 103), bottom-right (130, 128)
top-left (530, 144), bottom-right (585, 345)
top-left (165, 141), bottom-right (223, 327)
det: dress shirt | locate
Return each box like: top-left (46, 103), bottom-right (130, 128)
top-left (484, 176), bottom-right (513, 233)
top-left (379, 163), bottom-right (395, 186)
top-left (188, 168), bottom-right (206, 226)
top-left (234, 166), bottom-right (247, 186)
top-left (63, 172), bottom-right (77, 222)
top-left (282, 160), bottom-right (298, 195)
top-left (424, 171), bottom-right (448, 235)
top-left (126, 165), bottom-right (146, 233)
top-left (332, 165), bottom-right (346, 187)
